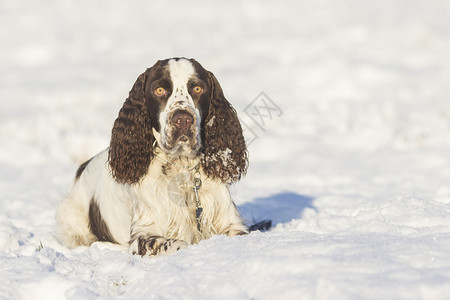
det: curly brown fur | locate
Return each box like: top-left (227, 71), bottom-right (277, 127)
top-left (201, 71), bottom-right (248, 183)
top-left (108, 71), bottom-right (154, 184)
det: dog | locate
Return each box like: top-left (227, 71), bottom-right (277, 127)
top-left (56, 58), bottom-right (249, 256)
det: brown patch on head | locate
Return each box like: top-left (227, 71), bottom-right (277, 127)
top-left (108, 59), bottom-right (175, 184)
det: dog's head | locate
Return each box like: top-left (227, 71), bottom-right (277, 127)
top-left (108, 58), bottom-right (248, 184)
top-left (147, 59), bottom-right (209, 158)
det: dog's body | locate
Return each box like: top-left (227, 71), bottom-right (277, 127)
top-left (56, 58), bottom-right (248, 256)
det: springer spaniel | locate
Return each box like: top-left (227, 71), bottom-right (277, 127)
top-left (56, 58), bottom-right (249, 256)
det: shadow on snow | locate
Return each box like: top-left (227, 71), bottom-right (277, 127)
top-left (238, 192), bottom-right (315, 229)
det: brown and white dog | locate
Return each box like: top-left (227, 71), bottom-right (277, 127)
top-left (56, 58), bottom-right (249, 256)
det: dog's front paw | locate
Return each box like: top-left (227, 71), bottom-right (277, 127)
top-left (130, 236), bottom-right (188, 256)
top-left (158, 239), bottom-right (188, 256)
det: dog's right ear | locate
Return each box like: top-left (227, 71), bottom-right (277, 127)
top-left (108, 69), bottom-right (154, 184)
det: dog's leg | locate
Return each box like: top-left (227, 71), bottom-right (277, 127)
top-left (215, 200), bottom-right (249, 237)
top-left (128, 202), bottom-right (188, 256)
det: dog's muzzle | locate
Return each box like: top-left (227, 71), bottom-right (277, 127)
top-left (162, 108), bottom-right (200, 157)
top-left (171, 109), bottom-right (194, 136)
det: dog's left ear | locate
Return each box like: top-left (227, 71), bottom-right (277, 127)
top-left (108, 69), bottom-right (154, 184)
top-left (201, 71), bottom-right (248, 183)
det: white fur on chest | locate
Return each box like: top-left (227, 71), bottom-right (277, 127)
top-left (134, 153), bottom-right (227, 244)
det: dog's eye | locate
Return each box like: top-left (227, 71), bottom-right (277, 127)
top-left (155, 87), bottom-right (166, 96)
top-left (192, 86), bottom-right (203, 95)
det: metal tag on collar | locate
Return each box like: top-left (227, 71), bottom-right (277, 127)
top-left (193, 170), bottom-right (202, 231)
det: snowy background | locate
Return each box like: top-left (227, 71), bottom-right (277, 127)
top-left (1, 0), bottom-right (450, 299)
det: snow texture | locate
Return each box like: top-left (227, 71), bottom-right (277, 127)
top-left (1, 0), bottom-right (450, 299)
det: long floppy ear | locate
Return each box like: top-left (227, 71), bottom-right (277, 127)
top-left (201, 71), bottom-right (248, 183)
top-left (108, 70), bottom-right (154, 184)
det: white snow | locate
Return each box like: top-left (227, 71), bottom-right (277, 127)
top-left (1, 0), bottom-right (450, 299)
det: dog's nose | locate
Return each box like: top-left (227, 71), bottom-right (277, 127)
top-left (172, 110), bottom-right (194, 130)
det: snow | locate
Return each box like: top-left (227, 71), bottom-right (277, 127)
top-left (1, 0), bottom-right (450, 299)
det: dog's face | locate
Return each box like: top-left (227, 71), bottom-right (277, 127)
top-left (144, 58), bottom-right (211, 158)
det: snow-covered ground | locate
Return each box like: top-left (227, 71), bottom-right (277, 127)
top-left (1, 0), bottom-right (450, 299)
